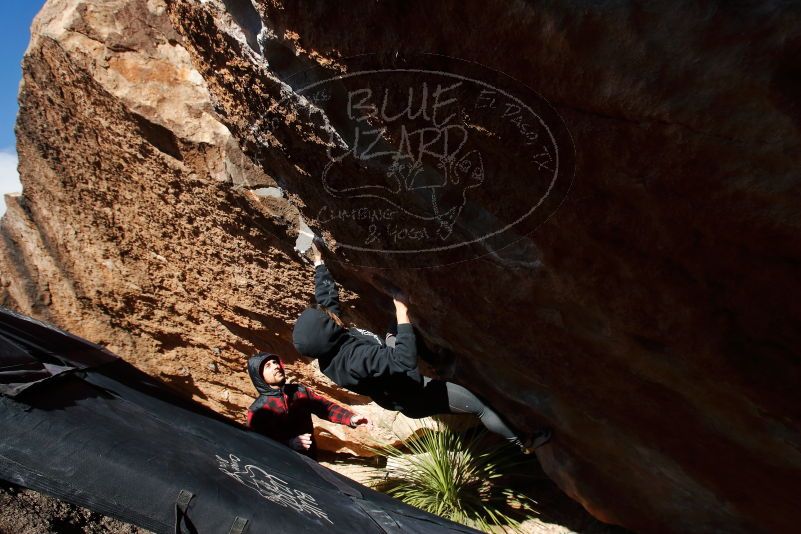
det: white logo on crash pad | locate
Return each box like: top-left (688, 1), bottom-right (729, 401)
top-left (216, 453), bottom-right (333, 525)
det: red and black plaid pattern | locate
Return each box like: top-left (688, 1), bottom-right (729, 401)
top-left (305, 387), bottom-right (353, 426)
top-left (247, 384), bottom-right (354, 447)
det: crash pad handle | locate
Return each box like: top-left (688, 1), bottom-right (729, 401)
top-left (228, 516), bottom-right (249, 534)
top-left (174, 489), bottom-right (195, 534)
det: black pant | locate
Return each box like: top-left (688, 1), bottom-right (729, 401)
top-left (384, 333), bottom-right (521, 445)
top-left (398, 376), bottom-right (520, 445)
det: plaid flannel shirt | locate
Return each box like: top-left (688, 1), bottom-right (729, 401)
top-left (247, 383), bottom-right (355, 452)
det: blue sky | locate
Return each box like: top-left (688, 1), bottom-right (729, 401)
top-left (0, 1), bottom-right (46, 216)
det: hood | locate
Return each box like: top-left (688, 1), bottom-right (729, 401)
top-left (247, 352), bottom-right (284, 396)
top-left (292, 308), bottom-right (348, 359)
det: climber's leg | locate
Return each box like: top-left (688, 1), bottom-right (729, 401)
top-left (439, 379), bottom-right (552, 451)
top-left (441, 380), bottom-right (521, 443)
top-left (402, 377), bottom-right (518, 440)
top-left (398, 377), bottom-right (551, 451)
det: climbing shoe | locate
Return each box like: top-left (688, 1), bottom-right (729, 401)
top-left (520, 428), bottom-right (552, 454)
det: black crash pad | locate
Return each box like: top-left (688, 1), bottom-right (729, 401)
top-left (0, 307), bottom-right (478, 533)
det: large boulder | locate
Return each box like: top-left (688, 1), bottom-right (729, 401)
top-left (3, 0), bottom-right (800, 532)
top-left (161, 1), bottom-right (801, 533)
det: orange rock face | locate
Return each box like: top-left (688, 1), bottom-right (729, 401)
top-left (0, 0), bottom-right (382, 455)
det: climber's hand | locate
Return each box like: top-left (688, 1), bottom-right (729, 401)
top-left (310, 241), bottom-right (323, 264)
top-left (394, 298), bottom-right (410, 324)
top-left (287, 433), bottom-right (313, 451)
top-left (350, 414), bottom-right (369, 428)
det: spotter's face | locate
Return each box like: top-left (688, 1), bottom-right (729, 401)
top-left (261, 357), bottom-right (285, 386)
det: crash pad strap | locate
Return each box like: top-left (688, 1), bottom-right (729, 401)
top-left (174, 489), bottom-right (194, 534)
top-left (300, 454), bottom-right (361, 498)
top-left (228, 516), bottom-right (249, 534)
top-left (299, 455), bottom-right (403, 532)
top-left (352, 499), bottom-right (403, 533)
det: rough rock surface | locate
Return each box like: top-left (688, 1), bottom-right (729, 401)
top-left (0, 0), bottom-right (393, 456)
top-left (159, 1), bottom-right (801, 533)
top-left (2, 0), bottom-right (800, 533)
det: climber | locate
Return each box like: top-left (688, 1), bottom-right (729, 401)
top-left (246, 352), bottom-right (368, 459)
top-left (291, 241), bottom-right (551, 453)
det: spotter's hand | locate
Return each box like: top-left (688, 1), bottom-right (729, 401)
top-left (310, 241), bottom-right (323, 264)
top-left (350, 414), bottom-right (369, 428)
top-left (287, 433), bottom-right (313, 451)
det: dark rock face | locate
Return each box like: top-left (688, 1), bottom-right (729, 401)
top-left (164, 1), bottom-right (801, 532)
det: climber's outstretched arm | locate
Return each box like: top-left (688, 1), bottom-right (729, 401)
top-left (311, 242), bottom-right (342, 316)
top-left (386, 298), bottom-right (417, 371)
top-left (344, 330), bottom-right (418, 377)
top-left (394, 298), bottom-right (409, 325)
top-left (341, 298), bottom-right (417, 378)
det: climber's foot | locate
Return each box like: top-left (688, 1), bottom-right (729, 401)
top-left (520, 428), bottom-right (552, 454)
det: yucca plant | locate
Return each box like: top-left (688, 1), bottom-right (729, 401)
top-left (368, 421), bottom-right (537, 532)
